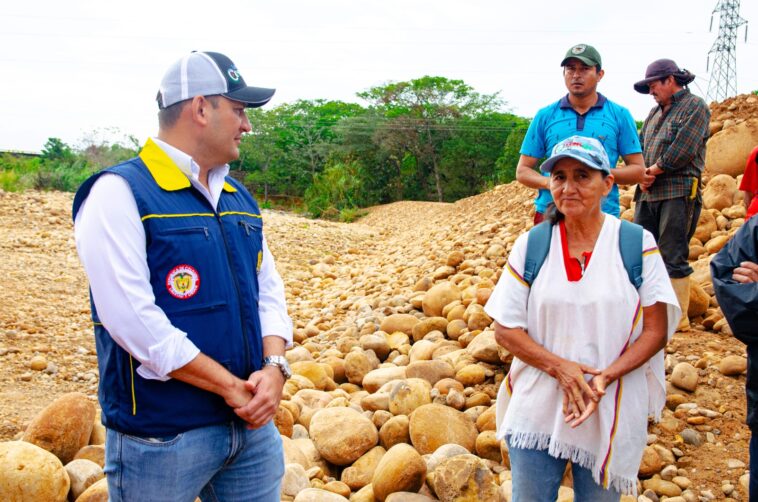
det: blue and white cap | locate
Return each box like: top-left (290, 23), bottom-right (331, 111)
top-left (157, 51), bottom-right (275, 109)
top-left (540, 135), bottom-right (611, 175)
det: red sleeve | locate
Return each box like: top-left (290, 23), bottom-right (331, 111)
top-left (739, 146), bottom-right (758, 192)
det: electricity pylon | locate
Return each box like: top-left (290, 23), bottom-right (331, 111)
top-left (706, 0), bottom-right (748, 103)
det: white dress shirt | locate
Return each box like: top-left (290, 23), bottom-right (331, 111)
top-left (74, 137), bottom-right (292, 381)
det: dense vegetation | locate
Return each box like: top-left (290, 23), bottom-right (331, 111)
top-left (0, 137), bottom-right (138, 194)
top-left (1, 76), bottom-right (529, 220)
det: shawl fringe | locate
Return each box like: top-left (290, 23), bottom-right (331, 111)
top-left (506, 430), bottom-right (638, 496)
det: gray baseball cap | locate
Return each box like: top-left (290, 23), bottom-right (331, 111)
top-left (156, 51), bottom-right (275, 109)
top-left (540, 136), bottom-right (611, 175)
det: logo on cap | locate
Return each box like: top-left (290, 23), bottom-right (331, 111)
top-left (571, 45), bottom-right (586, 55)
top-left (227, 68), bottom-right (240, 82)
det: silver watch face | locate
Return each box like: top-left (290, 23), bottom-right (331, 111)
top-left (264, 356), bottom-right (291, 378)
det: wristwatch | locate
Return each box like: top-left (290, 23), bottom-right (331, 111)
top-left (263, 355), bottom-right (292, 379)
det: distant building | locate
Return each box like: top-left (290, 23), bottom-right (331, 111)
top-left (0, 150), bottom-right (40, 159)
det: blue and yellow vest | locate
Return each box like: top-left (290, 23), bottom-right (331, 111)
top-left (72, 139), bottom-right (264, 436)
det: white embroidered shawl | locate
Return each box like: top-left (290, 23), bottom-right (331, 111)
top-left (484, 216), bottom-right (680, 495)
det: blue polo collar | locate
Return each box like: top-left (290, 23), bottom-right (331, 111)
top-left (559, 93), bottom-right (607, 111)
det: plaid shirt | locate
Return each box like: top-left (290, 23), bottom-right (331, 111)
top-left (636, 89), bottom-right (710, 202)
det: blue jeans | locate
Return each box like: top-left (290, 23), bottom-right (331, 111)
top-left (105, 420), bottom-right (284, 502)
top-left (507, 438), bottom-right (621, 502)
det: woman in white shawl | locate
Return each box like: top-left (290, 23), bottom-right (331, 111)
top-left (484, 135), bottom-right (679, 501)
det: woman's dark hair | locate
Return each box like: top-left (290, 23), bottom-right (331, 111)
top-left (545, 203), bottom-right (564, 224)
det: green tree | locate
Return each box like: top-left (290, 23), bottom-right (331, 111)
top-left (493, 118), bottom-right (530, 185)
top-left (41, 138), bottom-right (74, 162)
top-left (304, 160), bottom-right (363, 218)
top-left (238, 99), bottom-right (364, 197)
top-left (358, 76), bottom-right (503, 201)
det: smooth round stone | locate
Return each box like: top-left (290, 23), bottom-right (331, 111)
top-left (22, 392), bottom-right (96, 464)
top-left (0, 441), bottom-right (69, 502)
top-left (310, 407), bottom-right (378, 465)
top-left (409, 404), bottom-right (477, 455)
top-left (372, 443), bottom-right (427, 502)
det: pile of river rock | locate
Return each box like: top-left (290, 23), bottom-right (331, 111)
top-left (2, 95), bottom-right (758, 502)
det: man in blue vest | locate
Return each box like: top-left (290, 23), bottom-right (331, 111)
top-left (516, 43), bottom-right (645, 223)
top-left (73, 51), bottom-right (292, 501)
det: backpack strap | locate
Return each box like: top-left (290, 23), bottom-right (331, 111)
top-left (619, 219), bottom-right (644, 289)
top-left (523, 221), bottom-right (553, 286)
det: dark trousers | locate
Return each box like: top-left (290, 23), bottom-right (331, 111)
top-left (634, 196), bottom-right (701, 278)
top-left (751, 431), bottom-right (758, 501)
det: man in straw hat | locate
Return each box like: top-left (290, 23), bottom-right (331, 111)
top-left (633, 58), bottom-right (710, 331)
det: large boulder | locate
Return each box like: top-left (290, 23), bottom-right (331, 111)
top-left (310, 407), bottom-right (378, 465)
top-left (705, 234), bottom-right (731, 255)
top-left (422, 282), bottom-right (461, 317)
top-left (372, 443), bottom-right (427, 502)
top-left (688, 281), bottom-right (710, 318)
top-left (380, 314), bottom-right (420, 336)
top-left (0, 441), bottom-right (70, 502)
top-left (281, 463), bottom-right (310, 498)
top-left (693, 210), bottom-right (718, 243)
top-left (705, 118), bottom-right (758, 177)
top-left (405, 360), bottom-right (455, 385)
top-left (290, 361), bottom-right (335, 391)
top-left (638, 445), bottom-right (664, 478)
top-left (702, 174), bottom-right (738, 211)
top-left (670, 362), bottom-right (699, 392)
top-left (344, 351), bottom-right (377, 386)
top-left (341, 446), bottom-right (386, 490)
top-left (475, 430), bottom-right (502, 462)
top-left (465, 331), bottom-right (501, 364)
top-left (73, 445), bottom-right (105, 468)
top-left (281, 436), bottom-right (311, 469)
top-left (363, 366), bottom-right (407, 393)
top-left (429, 453), bottom-right (499, 501)
top-left (720, 355), bottom-right (748, 376)
top-left (293, 488), bottom-right (349, 502)
top-left (388, 378), bottom-right (432, 416)
top-left (412, 317), bottom-right (449, 342)
top-left (385, 493), bottom-right (436, 502)
top-left (690, 256), bottom-right (714, 286)
top-left (22, 392), bottom-right (96, 464)
top-left (409, 404), bottom-right (478, 455)
top-left (74, 477), bottom-right (109, 502)
top-left (64, 458), bottom-right (103, 501)
top-left (379, 415), bottom-right (410, 450)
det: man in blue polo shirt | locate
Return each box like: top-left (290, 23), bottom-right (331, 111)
top-left (516, 44), bottom-right (645, 223)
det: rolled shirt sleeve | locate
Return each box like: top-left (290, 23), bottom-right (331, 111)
top-left (258, 234), bottom-right (294, 348)
top-left (74, 174), bottom-right (200, 381)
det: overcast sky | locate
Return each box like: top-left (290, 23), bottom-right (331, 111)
top-left (2, 0), bottom-right (757, 152)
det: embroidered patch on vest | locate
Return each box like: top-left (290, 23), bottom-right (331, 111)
top-left (166, 265), bottom-right (200, 299)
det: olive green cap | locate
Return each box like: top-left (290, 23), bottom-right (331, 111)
top-left (560, 44), bottom-right (602, 68)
